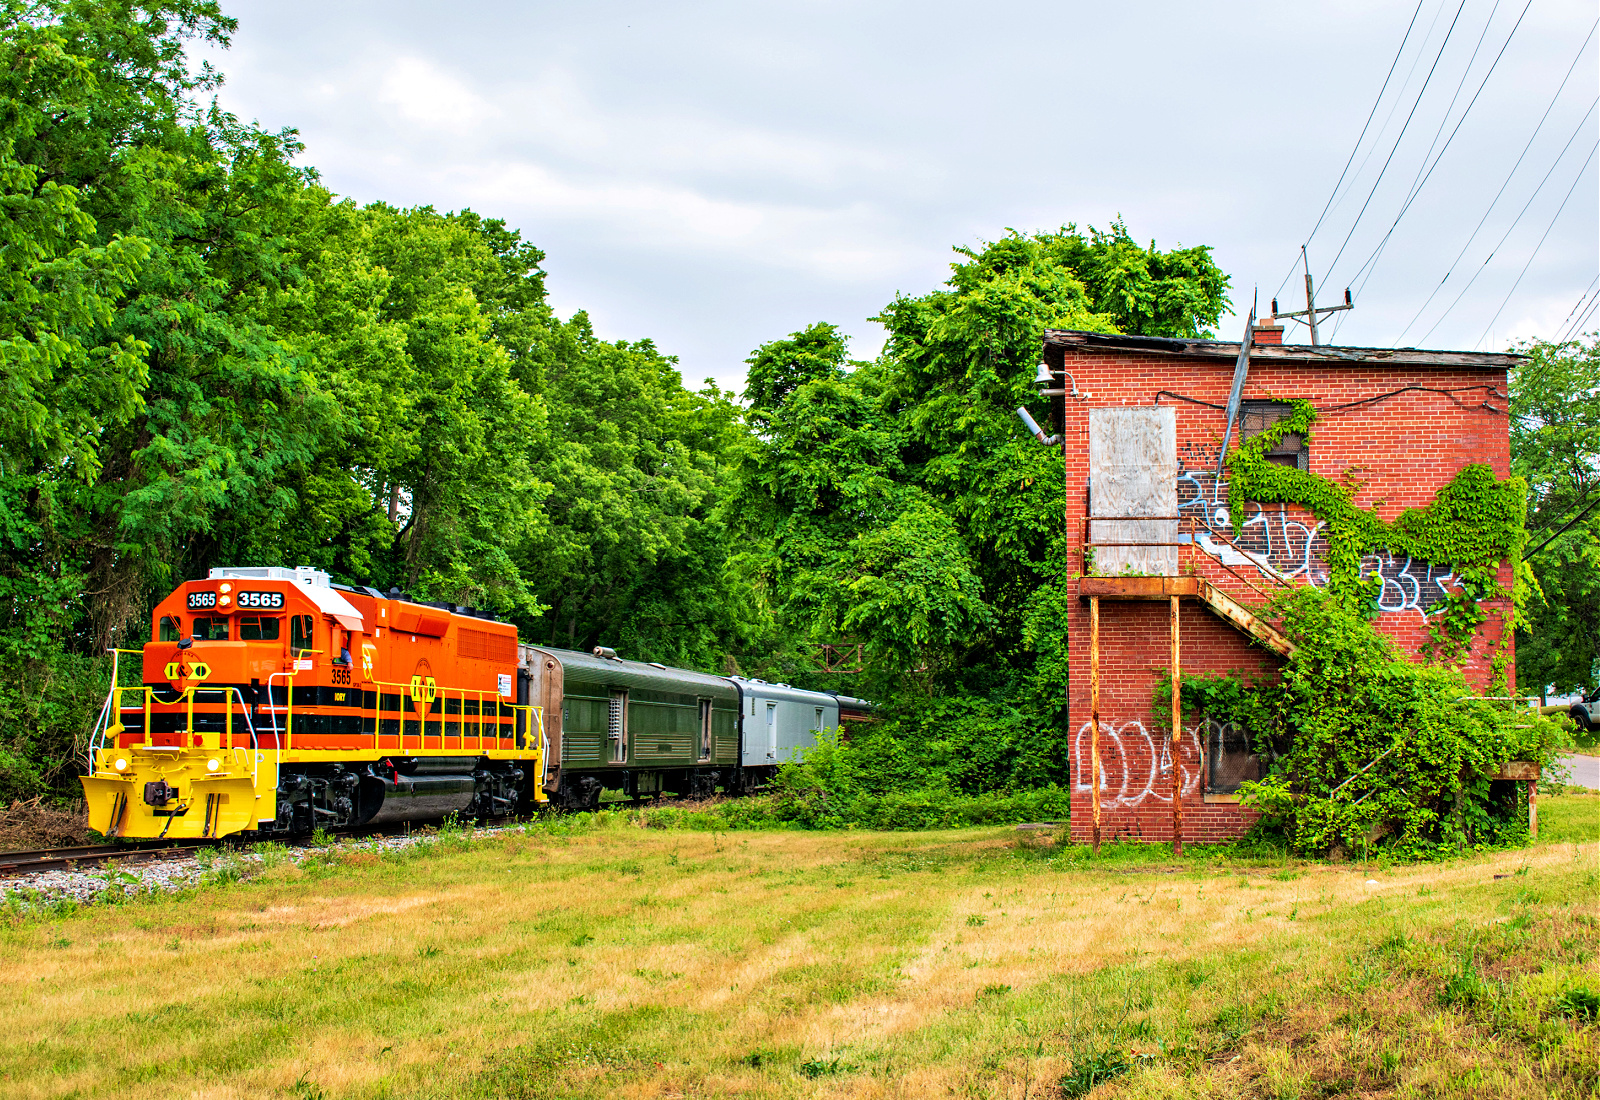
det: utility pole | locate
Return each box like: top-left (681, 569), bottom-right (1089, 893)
top-left (1273, 246), bottom-right (1353, 346)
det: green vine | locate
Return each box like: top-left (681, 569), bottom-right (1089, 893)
top-left (1224, 399), bottom-right (1528, 675)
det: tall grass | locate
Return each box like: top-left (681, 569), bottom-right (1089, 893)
top-left (0, 796), bottom-right (1594, 1097)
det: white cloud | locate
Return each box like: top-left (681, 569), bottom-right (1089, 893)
top-left (378, 56), bottom-right (498, 130)
top-left (195, 0), bottom-right (1598, 390)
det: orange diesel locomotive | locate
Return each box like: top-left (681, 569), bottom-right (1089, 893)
top-left (80, 566), bottom-right (546, 840)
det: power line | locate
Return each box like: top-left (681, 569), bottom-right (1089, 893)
top-left (1417, 97), bottom-right (1599, 346)
top-left (1553, 275), bottom-right (1600, 343)
top-left (1393, 21), bottom-right (1599, 345)
top-left (1343, 0), bottom-right (1533, 301)
top-left (1275, 0), bottom-right (1431, 305)
top-left (1321, 0), bottom-right (1471, 288)
top-left (1473, 140), bottom-right (1599, 351)
top-left (1560, 294), bottom-right (1600, 345)
top-left (1324, 0), bottom-right (1459, 239)
top-left (1302, 2), bottom-right (1429, 250)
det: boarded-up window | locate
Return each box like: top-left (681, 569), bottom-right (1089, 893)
top-left (1240, 401), bottom-right (1308, 471)
top-left (1088, 406), bottom-right (1178, 575)
top-left (698, 698), bottom-right (713, 761)
top-left (1206, 723), bottom-right (1263, 794)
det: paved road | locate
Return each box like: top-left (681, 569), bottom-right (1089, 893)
top-left (1557, 752), bottom-right (1599, 789)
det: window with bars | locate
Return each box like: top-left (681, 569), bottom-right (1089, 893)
top-left (1239, 400), bottom-right (1308, 471)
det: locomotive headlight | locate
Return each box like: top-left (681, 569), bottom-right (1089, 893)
top-left (219, 595), bottom-right (232, 607)
top-left (113, 757), bottom-right (128, 771)
top-left (207, 758), bottom-right (220, 772)
top-left (218, 583), bottom-right (232, 594)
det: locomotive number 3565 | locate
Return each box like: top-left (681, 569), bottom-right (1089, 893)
top-left (237, 591), bottom-right (285, 609)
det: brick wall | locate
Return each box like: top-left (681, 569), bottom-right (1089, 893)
top-left (1054, 340), bottom-right (1513, 845)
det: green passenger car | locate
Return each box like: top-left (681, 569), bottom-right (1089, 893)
top-left (518, 645), bottom-right (740, 810)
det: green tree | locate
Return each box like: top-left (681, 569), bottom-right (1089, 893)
top-left (1512, 335), bottom-right (1600, 699)
top-left (733, 226), bottom-right (1230, 792)
top-left (517, 312), bottom-right (754, 668)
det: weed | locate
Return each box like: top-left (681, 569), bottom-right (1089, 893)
top-left (1554, 986), bottom-right (1598, 1022)
top-left (255, 842), bottom-right (291, 871)
top-left (569, 932), bottom-right (594, 947)
top-left (739, 1049), bottom-right (774, 1068)
top-left (798, 1057), bottom-right (847, 1077)
top-left (308, 827), bottom-right (335, 849)
top-left (978, 983), bottom-right (1011, 999)
top-left (417, 945), bottom-right (442, 958)
top-left (966, 914), bottom-right (986, 927)
top-left (293, 1072), bottom-right (326, 1100)
top-left (1058, 1049), bottom-right (1129, 1097)
top-left (1439, 951), bottom-right (1487, 1008)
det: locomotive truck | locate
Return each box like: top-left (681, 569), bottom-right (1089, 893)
top-left (80, 566), bottom-right (868, 839)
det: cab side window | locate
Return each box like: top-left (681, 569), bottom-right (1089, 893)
top-left (192, 617), bottom-right (229, 641)
top-left (158, 616), bottom-right (181, 642)
top-left (289, 614), bottom-right (314, 653)
top-left (240, 617), bottom-right (281, 641)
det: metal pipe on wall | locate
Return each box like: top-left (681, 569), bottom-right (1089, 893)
top-left (1170, 594), bottom-right (1182, 856)
top-left (1090, 596), bottom-right (1101, 856)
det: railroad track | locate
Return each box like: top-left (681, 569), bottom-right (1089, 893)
top-left (0, 806), bottom-right (626, 880)
top-left (0, 817), bottom-right (505, 879)
top-left (0, 841), bottom-right (219, 878)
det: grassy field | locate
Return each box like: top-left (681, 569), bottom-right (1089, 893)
top-left (2, 795), bottom-right (1596, 1100)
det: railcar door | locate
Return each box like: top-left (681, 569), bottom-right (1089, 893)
top-left (765, 702), bottom-right (777, 762)
top-left (608, 689), bottom-right (628, 763)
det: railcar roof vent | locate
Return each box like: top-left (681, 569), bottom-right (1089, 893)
top-left (208, 565), bottom-right (331, 588)
top-left (593, 646), bottom-right (621, 661)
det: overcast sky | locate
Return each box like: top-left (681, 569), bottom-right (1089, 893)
top-left (198, 0), bottom-right (1598, 393)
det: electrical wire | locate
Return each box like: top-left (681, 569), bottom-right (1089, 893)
top-left (1473, 140), bottom-right (1599, 350)
top-left (1552, 275), bottom-right (1600, 343)
top-left (1302, 2), bottom-right (1430, 252)
top-left (1321, 0), bottom-right (1471, 288)
top-left (1525, 494), bottom-right (1600, 561)
top-left (1417, 98), bottom-right (1599, 345)
top-left (1323, 0), bottom-right (1458, 243)
top-left (1342, 0), bottom-right (1533, 304)
top-left (1393, 21), bottom-right (1599, 346)
top-left (1560, 294), bottom-right (1600, 344)
top-left (1275, 0), bottom-right (1431, 305)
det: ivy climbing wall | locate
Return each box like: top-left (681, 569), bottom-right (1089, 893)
top-left (1047, 331), bottom-right (1519, 846)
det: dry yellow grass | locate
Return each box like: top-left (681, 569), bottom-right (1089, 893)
top-left (1, 797), bottom-right (1596, 1099)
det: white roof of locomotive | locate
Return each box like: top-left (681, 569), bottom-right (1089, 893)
top-left (208, 565), bottom-right (364, 631)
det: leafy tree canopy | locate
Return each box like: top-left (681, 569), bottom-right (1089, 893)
top-left (1512, 335), bottom-right (1600, 699)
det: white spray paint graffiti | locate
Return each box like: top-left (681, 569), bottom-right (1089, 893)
top-left (1173, 471), bottom-right (1454, 618)
top-left (1073, 718), bottom-right (1261, 806)
top-left (1072, 719), bottom-right (1203, 806)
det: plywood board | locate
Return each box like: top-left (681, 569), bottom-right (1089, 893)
top-left (1089, 406), bottom-right (1178, 576)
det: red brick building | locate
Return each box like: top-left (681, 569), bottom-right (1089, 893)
top-left (1042, 324), bottom-right (1518, 846)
